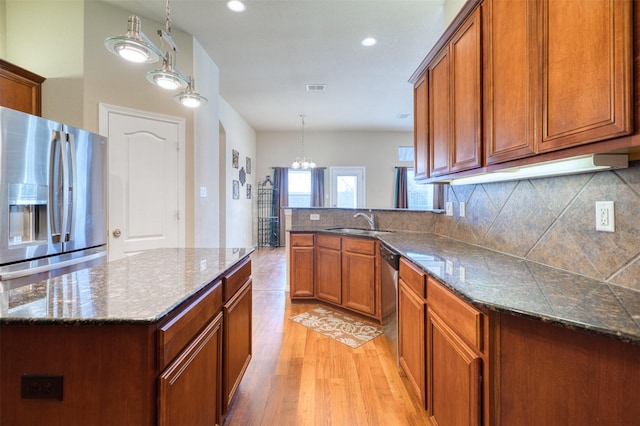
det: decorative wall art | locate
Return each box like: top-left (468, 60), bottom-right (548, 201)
top-left (232, 149), bottom-right (239, 168)
top-left (232, 180), bottom-right (239, 199)
top-left (246, 184), bottom-right (252, 199)
top-left (239, 167), bottom-right (246, 186)
top-left (246, 157), bottom-right (252, 174)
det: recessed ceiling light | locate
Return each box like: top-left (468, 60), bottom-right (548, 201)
top-left (227, 1), bottom-right (246, 12)
top-left (361, 37), bottom-right (377, 47)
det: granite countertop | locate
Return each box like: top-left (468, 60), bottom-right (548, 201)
top-left (292, 228), bottom-right (640, 345)
top-left (0, 248), bottom-right (254, 325)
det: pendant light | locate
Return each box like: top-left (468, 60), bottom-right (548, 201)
top-left (105, 0), bottom-right (207, 108)
top-left (174, 77), bottom-right (208, 108)
top-left (146, 50), bottom-right (189, 90)
top-left (105, 15), bottom-right (162, 63)
top-left (291, 115), bottom-right (316, 169)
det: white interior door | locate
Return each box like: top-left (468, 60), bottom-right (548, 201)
top-left (99, 104), bottom-right (185, 261)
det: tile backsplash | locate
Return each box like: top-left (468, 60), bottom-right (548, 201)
top-left (290, 160), bottom-right (640, 291)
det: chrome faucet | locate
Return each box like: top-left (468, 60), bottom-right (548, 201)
top-left (354, 212), bottom-right (375, 230)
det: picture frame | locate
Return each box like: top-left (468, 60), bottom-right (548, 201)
top-left (232, 180), bottom-right (239, 199)
top-left (246, 157), bottom-right (252, 174)
top-left (232, 149), bottom-right (239, 168)
top-left (246, 184), bottom-right (252, 199)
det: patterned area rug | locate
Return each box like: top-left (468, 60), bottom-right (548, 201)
top-left (290, 307), bottom-right (383, 348)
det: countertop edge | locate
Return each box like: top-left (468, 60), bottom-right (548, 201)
top-left (291, 228), bottom-right (640, 346)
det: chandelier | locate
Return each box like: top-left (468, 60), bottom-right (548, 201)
top-left (291, 115), bottom-right (316, 169)
top-left (104, 0), bottom-right (208, 108)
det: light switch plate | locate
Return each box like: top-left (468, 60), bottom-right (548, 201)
top-left (200, 186), bottom-right (207, 198)
top-left (460, 202), bottom-right (466, 217)
top-left (310, 214), bottom-right (320, 221)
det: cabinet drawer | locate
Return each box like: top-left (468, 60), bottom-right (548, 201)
top-left (224, 257), bottom-right (251, 302)
top-left (399, 258), bottom-right (426, 299)
top-left (343, 237), bottom-right (376, 255)
top-left (427, 277), bottom-right (483, 351)
top-left (158, 281), bottom-right (223, 370)
top-left (317, 234), bottom-right (341, 250)
top-left (291, 233), bottom-right (314, 247)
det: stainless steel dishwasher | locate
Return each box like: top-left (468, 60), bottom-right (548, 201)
top-left (380, 243), bottom-right (400, 365)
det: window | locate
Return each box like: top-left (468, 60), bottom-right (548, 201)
top-left (288, 169), bottom-right (311, 207)
top-left (407, 169), bottom-right (434, 210)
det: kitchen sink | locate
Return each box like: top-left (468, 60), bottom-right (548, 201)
top-left (327, 228), bottom-right (392, 237)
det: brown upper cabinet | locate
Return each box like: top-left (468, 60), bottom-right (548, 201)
top-left (413, 74), bottom-right (429, 180)
top-left (413, 0), bottom-right (634, 180)
top-left (483, 0), bottom-right (537, 165)
top-left (428, 7), bottom-right (482, 177)
top-left (537, 0), bottom-right (633, 152)
top-left (0, 59), bottom-right (45, 116)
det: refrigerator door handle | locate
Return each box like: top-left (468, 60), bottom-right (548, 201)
top-left (62, 131), bottom-right (75, 243)
top-left (49, 130), bottom-right (62, 244)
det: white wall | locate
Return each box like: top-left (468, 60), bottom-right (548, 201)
top-left (219, 97), bottom-right (256, 247)
top-left (0, 0), bottom-right (6, 57)
top-left (193, 38), bottom-right (221, 248)
top-left (444, 0), bottom-right (467, 26)
top-left (256, 130), bottom-right (413, 209)
top-left (4, 0), bottom-right (84, 127)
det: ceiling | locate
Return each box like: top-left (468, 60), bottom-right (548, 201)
top-left (100, 0), bottom-right (450, 132)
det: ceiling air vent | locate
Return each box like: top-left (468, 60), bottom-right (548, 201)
top-left (306, 84), bottom-right (326, 92)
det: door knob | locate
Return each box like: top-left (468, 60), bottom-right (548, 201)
top-left (112, 229), bottom-right (122, 238)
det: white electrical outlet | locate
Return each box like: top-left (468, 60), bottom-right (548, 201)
top-left (200, 259), bottom-right (207, 271)
top-left (595, 201), bottom-right (615, 232)
top-left (310, 214), bottom-right (320, 221)
top-left (460, 202), bottom-right (466, 218)
top-left (446, 202), bottom-right (454, 216)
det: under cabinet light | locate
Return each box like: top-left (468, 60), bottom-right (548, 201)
top-left (448, 154), bottom-right (628, 186)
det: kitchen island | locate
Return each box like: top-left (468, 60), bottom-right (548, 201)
top-left (289, 228), bottom-right (640, 425)
top-left (0, 247), bottom-right (253, 426)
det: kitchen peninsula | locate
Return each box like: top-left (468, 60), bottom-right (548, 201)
top-left (289, 225), bottom-right (640, 425)
top-left (0, 247), bottom-right (253, 426)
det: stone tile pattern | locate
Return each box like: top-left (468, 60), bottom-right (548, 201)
top-left (290, 161), bottom-right (640, 291)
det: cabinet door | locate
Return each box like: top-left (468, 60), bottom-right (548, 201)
top-left (0, 60), bottom-right (45, 116)
top-left (428, 48), bottom-right (451, 177)
top-left (316, 246), bottom-right (342, 304)
top-left (484, 0), bottom-right (536, 164)
top-left (398, 279), bottom-right (426, 407)
top-left (449, 8), bottom-right (482, 173)
top-left (223, 280), bottom-right (252, 413)
top-left (427, 310), bottom-right (482, 426)
top-left (158, 312), bottom-right (223, 426)
top-left (538, 0), bottom-right (632, 152)
top-left (290, 234), bottom-right (315, 298)
top-left (342, 251), bottom-right (376, 316)
top-left (414, 74), bottom-right (429, 180)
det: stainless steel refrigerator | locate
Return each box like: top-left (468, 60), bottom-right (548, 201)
top-left (0, 107), bottom-right (107, 283)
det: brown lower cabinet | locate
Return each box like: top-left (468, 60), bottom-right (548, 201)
top-left (398, 258), bottom-right (427, 407)
top-left (397, 256), bottom-right (640, 426)
top-left (159, 312), bottom-right (224, 426)
top-left (223, 278), bottom-right (252, 412)
top-left (290, 232), bottom-right (380, 321)
top-left (315, 234), bottom-right (342, 305)
top-left (290, 233), bottom-right (315, 298)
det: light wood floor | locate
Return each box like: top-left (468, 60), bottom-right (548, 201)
top-left (224, 247), bottom-right (430, 425)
